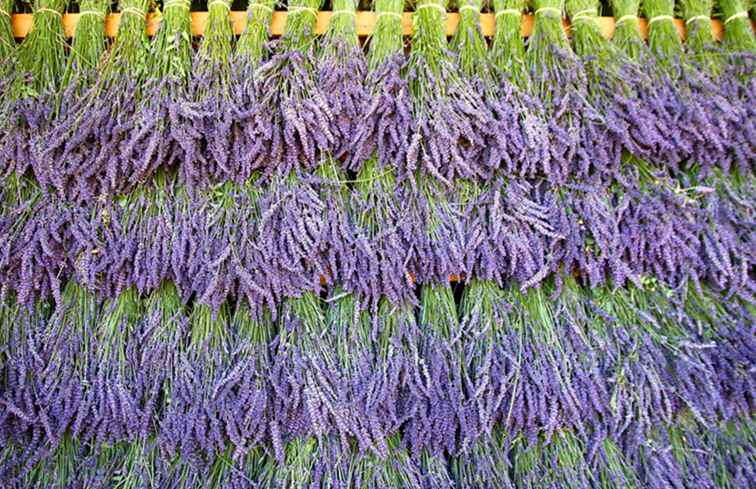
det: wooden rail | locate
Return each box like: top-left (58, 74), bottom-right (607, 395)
top-left (10, 11), bottom-right (743, 40)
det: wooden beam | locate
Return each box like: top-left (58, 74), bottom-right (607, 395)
top-left (10, 11), bottom-right (743, 40)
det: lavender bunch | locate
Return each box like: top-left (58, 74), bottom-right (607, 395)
top-left (720, 0), bottom-right (756, 52)
top-left (715, 0), bottom-right (756, 170)
top-left (403, 0), bottom-right (500, 183)
top-left (318, 0), bottom-right (368, 165)
top-left (0, 0), bottom-right (15, 109)
top-left (0, 0), bottom-right (67, 191)
top-left (251, 0), bottom-right (337, 176)
top-left (124, 0), bottom-right (194, 186)
top-left (159, 304), bottom-right (236, 466)
top-left (456, 279), bottom-right (511, 447)
top-left (635, 417), bottom-right (756, 488)
top-left (0, 192), bottom-right (72, 307)
top-left (0, 285), bottom-right (94, 479)
top-left (644, 0), bottom-right (747, 175)
top-left (347, 160), bottom-right (418, 309)
top-left (680, 0), bottom-right (719, 71)
top-left (269, 293), bottom-right (327, 461)
top-left (349, 0), bottom-right (413, 175)
top-left (60, 0), bottom-right (109, 90)
top-left (524, 0), bottom-right (588, 183)
top-left (68, 180), bottom-right (177, 299)
top-left (566, 0), bottom-right (677, 178)
top-left (80, 288), bottom-right (165, 446)
top-left (39, 0), bottom-right (151, 201)
top-left (489, 0), bottom-right (552, 178)
top-left (694, 173), bottom-right (756, 301)
top-left (228, 0), bottom-right (276, 181)
top-left (403, 283), bottom-right (465, 456)
top-left (610, 0), bottom-right (646, 59)
top-left (608, 0), bottom-right (690, 170)
top-left (450, 428), bottom-right (516, 488)
top-left (479, 178), bottom-right (564, 289)
top-left (31, 0), bottom-right (109, 202)
top-left (491, 0), bottom-right (527, 83)
top-left (510, 429), bottom-right (643, 488)
top-left (172, 0), bottom-right (237, 187)
top-left (493, 283), bottom-right (601, 441)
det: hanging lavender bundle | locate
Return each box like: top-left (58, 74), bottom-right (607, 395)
top-left (456, 279), bottom-right (512, 447)
top-left (644, 0), bottom-right (747, 175)
top-left (0, 189), bottom-right (73, 307)
top-left (172, 0), bottom-right (236, 187)
top-left (694, 171), bottom-right (756, 302)
top-left (721, 0), bottom-right (756, 52)
top-left (318, 0), bottom-right (368, 165)
top-left (0, 284), bottom-right (98, 480)
top-left (634, 418), bottom-right (756, 488)
top-left (268, 293), bottom-right (327, 462)
top-left (124, 0), bottom-right (193, 185)
top-left (343, 0), bottom-right (417, 308)
top-left (349, 0), bottom-right (413, 176)
top-left (608, 0), bottom-right (688, 171)
top-left (565, 0), bottom-right (679, 178)
top-left (523, 0), bottom-right (588, 183)
top-left (0, 0), bottom-right (67, 189)
top-left (251, 0), bottom-right (337, 176)
top-left (0, 0), bottom-right (15, 134)
top-left (488, 0), bottom-right (552, 178)
top-left (305, 291), bottom-right (392, 455)
top-left (712, 0), bottom-right (756, 169)
top-left (403, 283), bottom-right (465, 456)
top-left (39, 0), bottom-right (151, 201)
top-left (347, 159), bottom-right (418, 310)
top-left (159, 304), bottom-right (238, 466)
top-left (403, 0), bottom-right (499, 183)
top-left (68, 177), bottom-right (177, 300)
top-left (510, 429), bottom-right (642, 488)
top-left (60, 0), bottom-right (109, 91)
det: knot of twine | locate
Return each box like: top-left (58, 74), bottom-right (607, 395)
top-left (288, 5), bottom-right (317, 18)
top-left (415, 3), bottom-right (446, 15)
top-left (120, 7), bottom-right (146, 19)
top-left (36, 7), bottom-right (62, 16)
top-left (685, 15), bottom-right (709, 25)
top-left (535, 7), bottom-right (562, 18)
top-left (208, 0), bottom-right (231, 10)
top-left (495, 8), bottom-right (521, 18)
top-left (724, 11), bottom-right (748, 24)
top-left (570, 8), bottom-right (597, 23)
top-left (78, 9), bottom-right (106, 17)
top-left (614, 14), bottom-right (637, 26)
top-left (648, 15), bottom-right (674, 25)
top-left (163, 0), bottom-right (191, 11)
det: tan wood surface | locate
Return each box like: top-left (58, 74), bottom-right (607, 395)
top-left (10, 11), bottom-right (739, 40)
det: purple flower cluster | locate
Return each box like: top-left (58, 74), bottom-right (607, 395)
top-left (0, 165), bottom-right (753, 310)
top-left (1, 274), bottom-right (753, 485)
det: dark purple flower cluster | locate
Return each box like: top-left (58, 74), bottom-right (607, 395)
top-left (1, 272), bottom-right (753, 486)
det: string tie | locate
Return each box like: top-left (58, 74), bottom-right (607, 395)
top-left (648, 15), bottom-right (674, 25)
top-left (415, 3), bottom-right (446, 15)
top-left (685, 15), bottom-right (709, 25)
top-left (571, 8), bottom-right (596, 23)
top-left (120, 7), bottom-right (146, 19)
top-left (495, 8), bottom-right (521, 18)
top-left (36, 7), bottom-right (62, 16)
top-left (614, 14), bottom-right (637, 26)
top-left (535, 7), bottom-right (562, 18)
top-left (724, 11), bottom-right (748, 24)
